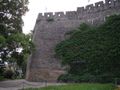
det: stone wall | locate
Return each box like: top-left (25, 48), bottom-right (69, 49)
top-left (26, 0), bottom-right (120, 82)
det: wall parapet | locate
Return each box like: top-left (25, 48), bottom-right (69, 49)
top-left (36, 0), bottom-right (120, 21)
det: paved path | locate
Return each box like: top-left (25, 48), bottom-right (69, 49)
top-left (0, 79), bottom-right (63, 90)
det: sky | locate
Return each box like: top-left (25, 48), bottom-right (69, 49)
top-left (22, 0), bottom-right (105, 34)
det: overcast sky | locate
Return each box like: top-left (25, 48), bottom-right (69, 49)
top-left (22, 0), bottom-right (105, 34)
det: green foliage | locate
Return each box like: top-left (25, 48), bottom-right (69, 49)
top-left (10, 33), bottom-right (34, 66)
top-left (3, 69), bottom-right (14, 79)
top-left (0, 67), bottom-right (4, 78)
top-left (58, 73), bottom-right (115, 83)
top-left (0, 35), bottom-right (6, 47)
top-left (0, 0), bottom-right (29, 32)
top-left (0, 76), bottom-right (4, 81)
top-left (0, 0), bottom-right (34, 78)
top-left (58, 74), bottom-right (81, 83)
top-left (25, 83), bottom-right (116, 90)
top-left (55, 14), bottom-right (120, 83)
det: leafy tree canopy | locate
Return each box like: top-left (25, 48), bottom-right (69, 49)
top-left (0, 0), bottom-right (29, 32)
top-left (0, 0), bottom-right (34, 77)
top-left (55, 15), bottom-right (120, 83)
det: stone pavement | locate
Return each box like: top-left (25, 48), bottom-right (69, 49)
top-left (0, 79), bottom-right (63, 90)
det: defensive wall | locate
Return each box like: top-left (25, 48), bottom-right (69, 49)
top-left (37, 0), bottom-right (120, 24)
top-left (26, 0), bottom-right (120, 82)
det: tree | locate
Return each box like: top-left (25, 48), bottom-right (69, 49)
top-left (55, 15), bottom-right (120, 83)
top-left (0, 0), bottom-right (34, 78)
top-left (0, 0), bottom-right (29, 32)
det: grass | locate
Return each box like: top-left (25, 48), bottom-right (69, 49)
top-left (25, 83), bottom-right (117, 90)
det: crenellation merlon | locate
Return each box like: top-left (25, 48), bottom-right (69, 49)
top-left (38, 13), bottom-right (43, 18)
top-left (66, 11), bottom-right (77, 19)
top-left (85, 4), bottom-right (94, 13)
top-left (54, 12), bottom-right (65, 17)
top-left (95, 1), bottom-right (104, 11)
top-left (44, 12), bottom-right (54, 18)
top-left (114, 0), bottom-right (120, 7)
top-left (36, 0), bottom-right (120, 21)
top-left (105, 0), bottom-right (115, 9)
top-left (77, 7), bottom-right (85, 13)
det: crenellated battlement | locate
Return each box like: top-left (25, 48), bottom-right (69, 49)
top-left (37, 0), bottom-right (120, 22)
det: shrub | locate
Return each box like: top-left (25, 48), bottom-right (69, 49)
top-left (58, 74), bottom-right (82, 83)
top-left (0, 76), bottom-right (4, 81)
top-left (55, 14), bottom-right (120, 83)
top-left (3, 69), bottom-right (14, 79)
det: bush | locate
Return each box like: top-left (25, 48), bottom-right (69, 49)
top-left (0, 76), bottom-right (4, 81)
top-left (58, 74), bottom-right (73, 82)
top-left (58, 73), bottom-right (116, 83)
top-left (3, 69), bottom-right (14, 79)
top-left (55, 14), bottom-right (120, 83)
top-left (0, 68), bottom-right (4, 75)
top-left (58, 74), bottom-right (82, 83)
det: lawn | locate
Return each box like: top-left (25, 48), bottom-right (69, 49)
top-left (25, 83), bottom-right (117, 90)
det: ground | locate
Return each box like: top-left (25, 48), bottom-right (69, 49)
top-left (0, 79), bottom-right (63, 90)
top-left (0, 79), bottom-right (120, 90)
